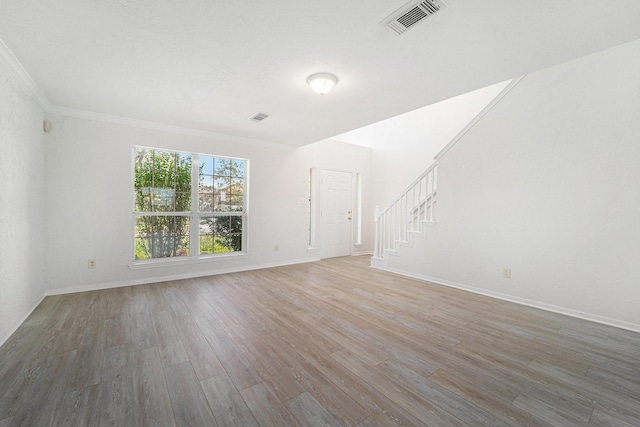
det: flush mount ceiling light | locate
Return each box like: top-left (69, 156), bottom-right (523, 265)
top-left (307, 72), bottom-right (338, 95)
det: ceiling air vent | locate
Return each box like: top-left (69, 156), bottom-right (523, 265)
top-left (249, 112), bottom-right (269, 122)
top-left (382, 0), bottom-right (447, 35)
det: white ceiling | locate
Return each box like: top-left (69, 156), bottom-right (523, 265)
top-left (332, 79), bottom-right (511, 150)
top-left (2, 0), bottom-right (640, 147)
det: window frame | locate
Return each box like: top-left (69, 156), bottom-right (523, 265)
top-left (131, 146), bottom-right (248, 267)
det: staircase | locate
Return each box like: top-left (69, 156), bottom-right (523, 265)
top-left (371, 163), bottom-right (437, 268)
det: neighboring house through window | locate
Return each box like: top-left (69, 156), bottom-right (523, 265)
top-left (133, 147), bottom-right (247, 262)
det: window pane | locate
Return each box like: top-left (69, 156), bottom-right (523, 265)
top-left (215, 158), bottom-right (231, 176)
top-left (229, 195), bottom-right (243, 212)
top-left (214, 194), bottom-right (229, 212)
top-left (198, 215), bottom-right (242, 254)
top-left (200, 156), bottom-right (214, 176)
top-left (232, 160), bottom-right (245, 178)
top-left (133, 149), bottom-right (192, 212)
top-left (199, 193), bottom-right (213, 212)
top-left (214, 176), bottom-right (230, 192)
top-left (199, 175), bottom-right (213, 189)
top-left (135, 216), bottom-right (190, 259)
top-left (230, 177), bottom-right (244, 195)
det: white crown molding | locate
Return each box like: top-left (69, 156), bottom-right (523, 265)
top-left (435, 75), bottom-right (525, 161)
top-left (0, 38), bottom-right (51, 110)
top-left (1, 36), bottom-right (292, 151)
top-left (47, 104), bottom-right (294, 151)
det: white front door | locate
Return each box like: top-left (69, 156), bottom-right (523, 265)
top-left (321, 169), bottom-right (353, 258)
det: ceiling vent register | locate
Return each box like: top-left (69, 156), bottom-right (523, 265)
top-left (249, 112), bottom-right (269, 122)
top-left (383, 0), bottom-right (447, 35)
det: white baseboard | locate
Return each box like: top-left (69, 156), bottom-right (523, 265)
top-left (352, 250), bottom-right (374, 256)
top-left (373, 265), bottom-right (640, 334)
top-left (45, 257), bottom-right (321, 296)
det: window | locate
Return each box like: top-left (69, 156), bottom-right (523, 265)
top-left (133, 147), bottom-right (247, 262)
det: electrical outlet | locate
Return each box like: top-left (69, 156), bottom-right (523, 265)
top-left (502, 268), bottom-right (511, 278)
top-left (88, 259), bottom-right (96, 269)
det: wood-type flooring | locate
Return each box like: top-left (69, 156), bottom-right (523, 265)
top-left (1, 255), bottom-right (639, 426)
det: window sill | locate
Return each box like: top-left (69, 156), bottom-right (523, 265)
top-left (128, 252), bottom-right (248, 270)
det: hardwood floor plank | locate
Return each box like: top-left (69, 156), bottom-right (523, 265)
top-left (355, 416), bottom-right (387, 427)
top-left (175, 280), bottom-right (217, 322)
top-left (197, 318), bottom-right (263, 391)
top-left (151, 310), bottom-right (189, 368)
top-left (132, 347), bottom-right (175, 427)
top-left (105, 286), bottom-right (132, 348)
top-left (200, 372), bottom-right (259, 427)
top-left (285, 392), bottom-right (343, 427)
top-left (428, 368), bottom-right (554, 427)
top-left (0, 352), bottom-right (40, 419)
top-left (513, 394), bottom-right (591, 427)
top-left (172, 314), bottom-right (225, 380)
top-left (130, 286), bottom-right (157, 352)
top-left (257, 334), bottom-right (371, 426)
top-left (378, 359), bottom-right (510, 427)
top-left (9, 350), bottom-right (76, 427)
top-left (223, 321), bottom-right (305, 401)
top-left (164, 362), bottom-right (217, 427)
top-left (50, 293), bottom-right (94, 355)
top-left (590, 405), bottom-right (640, 426)
top-left (162, 284), bottom-right (191, 318)
top-left (66, 314), bottom-right (107, 391)
top-left (284, 336), bottom-right (427, 427)
top-left (527, 359), bottom-right (640, 414)
top-left (292, 310), bottom-right (388, 366)
top-left (331, 349), bottom-right (467, 427)
top-left (54, 384), bottom-right (98, 427)
top-left (92, 344), bottom-right (133, 427)
top-left (240, 382), bottom-right (300, 427)
top-left (146, 282), bottom-right (171, 313)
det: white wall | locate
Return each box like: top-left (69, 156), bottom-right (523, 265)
top-left (353, 81), bottom-right (510, 209)
top-left (0, 58), bottom-right (47, 344)
top-left (385, 39), bottom-right (640, 329)
top-left (43, 115), bottom-right (373, 293)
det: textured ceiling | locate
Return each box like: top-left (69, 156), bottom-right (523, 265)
top-left (2, 0), bottom-right (640, 147)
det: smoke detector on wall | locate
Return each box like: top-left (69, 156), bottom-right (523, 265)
top-left (382, 0), bottom-right (447, 35)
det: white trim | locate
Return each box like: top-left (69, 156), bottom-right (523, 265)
top-left (47, 257), bottom-right (321, 296)
top-left (128, 252), bottom-right (248, 270)
top-left (0, 293), bottom-right (47, 349)
top-left (48, 105), bottom-right (293, 150)
top-left (372, 265), bottom-right (640, 334)
top-left (0, 38), bottom-right (50, 110)
top-left (435, 76), bottom-right (525, 160)
top-left (0, 36), bottom-right (291, 151)
top-left (353, 249), bottom-right (374, 256)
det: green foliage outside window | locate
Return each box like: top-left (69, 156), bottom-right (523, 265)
top-left (133, 148), bottom-right (246, 261)
top-left (134, 149), bottom-right (191, 259)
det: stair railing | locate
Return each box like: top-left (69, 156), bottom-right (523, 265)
top-left (373, 163), bottom-right (437, 259)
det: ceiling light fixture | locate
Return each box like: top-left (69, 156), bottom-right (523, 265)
top-left (307, 72), bottom-right (338, 95)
